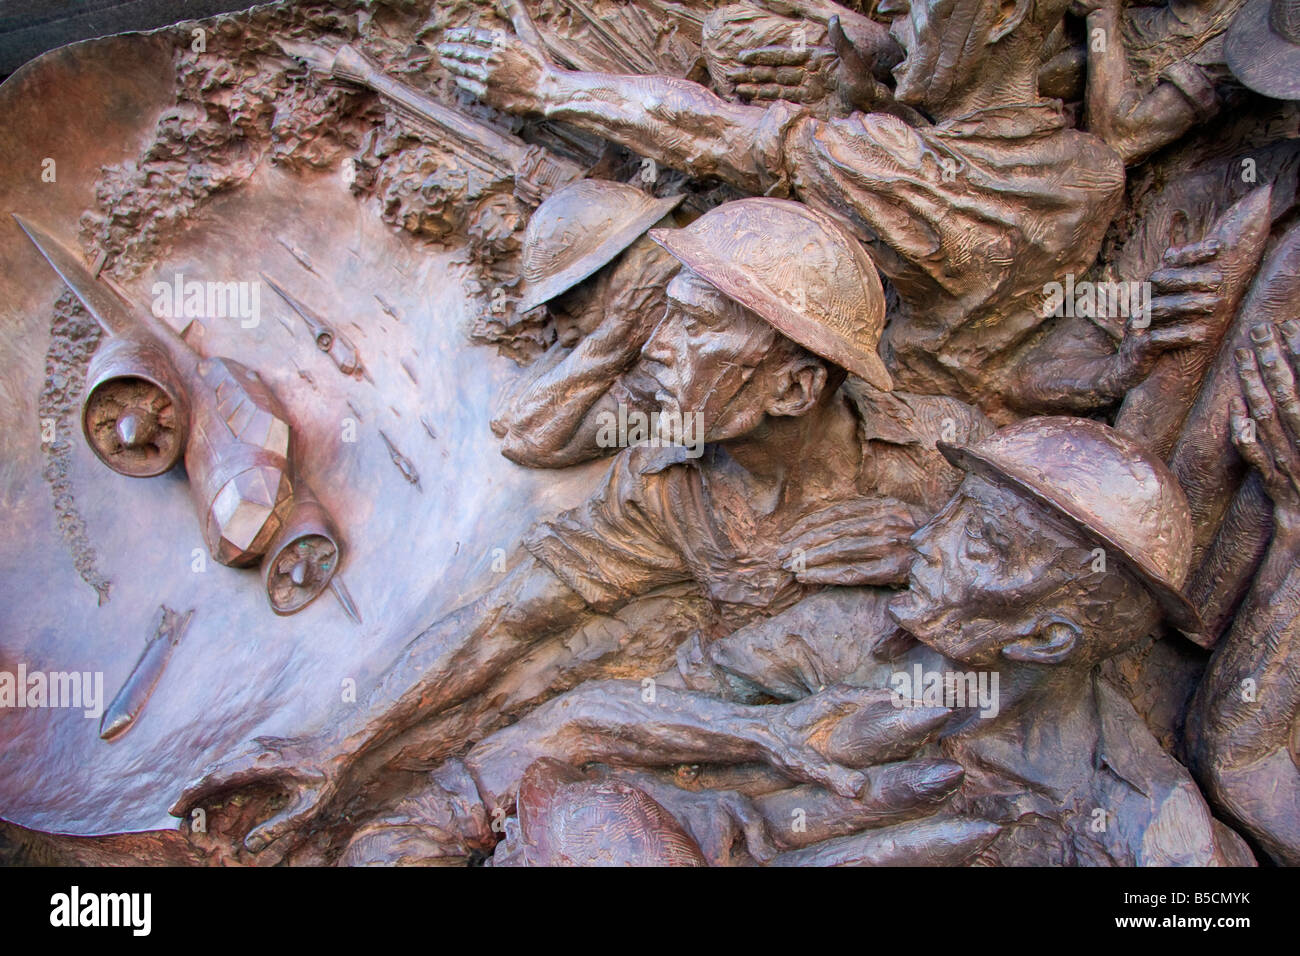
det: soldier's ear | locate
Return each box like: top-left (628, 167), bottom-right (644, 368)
top-left (989, 0), bottom-right (1033, 45)
top-left (766, 357), bottom-right (827, 418)
top-left (1001, 617), bottom-right (1080, 665)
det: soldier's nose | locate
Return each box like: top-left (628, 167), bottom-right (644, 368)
top-left (290, 560), bottom-right (309, 586)
top-left (641, 336), bottom-right (675, 368)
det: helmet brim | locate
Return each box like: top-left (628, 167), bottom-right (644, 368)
top-left (649, 225), bottom-right (894, 391)
top-left (1225, 0), bottom-right (1300, 101)
top-left (937, 440), bottom-right (1204, 637)
top-left (517, 192), bottom-right (687, 314)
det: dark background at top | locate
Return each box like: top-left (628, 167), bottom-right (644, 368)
top-left (0, 0), bottom-right (263, 81)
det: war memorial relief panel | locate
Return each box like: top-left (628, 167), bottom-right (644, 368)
top-left (0, 0), bottom-right (1297, 871)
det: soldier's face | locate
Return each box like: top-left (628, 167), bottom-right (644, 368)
top-left (640, 269), bottom-right (778, 442)
top-left (889, 474), bottom-right (1088, 666)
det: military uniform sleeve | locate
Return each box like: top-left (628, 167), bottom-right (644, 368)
top-left (523, 447), bottom-right (694, 613)
top-left (599, 234), bottom-right (680, 336)
top-left (758, 106), bottom-right (952, 261)
top-left (1160, 59), bottom-right (1223, 122)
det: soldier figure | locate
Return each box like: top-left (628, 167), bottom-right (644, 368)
top-left (491, 179), bottom-right (684, 468)
top-left (378, 418), bottom-right (1250, 865)
top-left (329, 417), bottom-right (1253, 866)
top-left (437, 0), bottom-right (1127, 419)
top-left (171, 197), bottom-right (982, 856)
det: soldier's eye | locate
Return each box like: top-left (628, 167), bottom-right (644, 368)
top-left (964, 514), bottom-right (984, 539)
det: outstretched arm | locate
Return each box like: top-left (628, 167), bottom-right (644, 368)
top-left (438, 28), bottom-right (777, 195)
top-left (464, 680), bottom-right (955, 808)
top-left (173, 554), bottom-right (591, 855)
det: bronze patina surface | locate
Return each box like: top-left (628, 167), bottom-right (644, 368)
top-left (0, 0), bottom-right (1297, 868)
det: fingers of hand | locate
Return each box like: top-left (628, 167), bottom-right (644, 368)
top-left (1230, 396), bottom-right (1272, 474)
top-left (243, 786), bottom-right (323, 855)
top-left (441, 26), bottom-right (501, 46)
top-left (728, 64), bottom-right (808, 86)
top-left (1254, 326), bottom-right (1300, 440)
top-left (1148, 266), bottom-right (1223, 294)
top-left (1148, 292), bottom-right (1220, 323)
top-left (438, 52), bottom-right (489, 82)
top-left (1137, 321), bottom-right (1213, 352)
top-left (1277, 318), bottom-right (1300, 364)
top-left (784, 534), bottom-right (911, 571)
top-left (736, 82), bottom-right (799, 102)
top-left (1235, 342), bottom-right (1292, 482)
top-left (782, 497), bottom-right (912, 542)
top-left (819, 763), bottom-right (868, 799)
top-left (1162, 237), bottom-right (1222, 268)
top-left (824, 698), bottom-right (952, 766)
top-left (454, 77), bottom-right (488, 98)
top-left (1237, 340), bottom-right (1276, 422)
top-left (436, 41), bottom-right (492, 64)
top-left (862, 759), bottom-right (965, 816)
top-left (738, 44), bottom-right (813, 67)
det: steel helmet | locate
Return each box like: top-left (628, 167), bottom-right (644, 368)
top-left (1226, 0), bottom-right (1300, 101)
top-left (649, 197), bottom-right (892, 391)
top-left (938, 417), bottom-right (1201, 634)
top-left (517, 180), bottom-right (685, 313)
top-left (513, 758), bottom-right (707, 866)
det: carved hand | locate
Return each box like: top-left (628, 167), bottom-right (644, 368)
top-left (728, 16), bottom-right (888, 113)
top-left (1117, 237), bottom-right (1226, 379)
top-left (170, 731), bottom-right (342, 859)
top-left (725, 37), bottom-right (834, 105)
top-left (777, 496), bottom-right (928, 586)
top-left (437, 27), bottom-right (554, 115)
top-left (1232, 319), bottom-right (1300, 536)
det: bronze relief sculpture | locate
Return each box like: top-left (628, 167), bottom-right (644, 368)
top-left (0, 0), bottom-right (1298, 870)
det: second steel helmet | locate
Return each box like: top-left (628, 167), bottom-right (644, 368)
top-left (517, 180), bottom-right (686, 313)
top-left (513, 758), bottom-right (707, 867)
top-left (649, 198), bottom-right (892, 391)
top-left (937, 417), bottom-right (1201, 634)
top-left (1226, 0), bottom-right (1300, 101)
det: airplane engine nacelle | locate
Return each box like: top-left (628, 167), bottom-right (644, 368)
top-left (82, 333), bottom-right (190, 477)
top-left (261, 482), bottom-right (342, 615)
